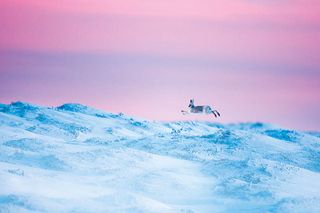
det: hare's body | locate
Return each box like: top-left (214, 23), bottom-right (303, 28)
top-left (182, 99), bottom-right (220, 117)
top-left (190, 105), bottom-right (212, 114)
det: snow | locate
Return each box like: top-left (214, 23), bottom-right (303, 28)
top-left (0, 102), bottom-right (320, 212)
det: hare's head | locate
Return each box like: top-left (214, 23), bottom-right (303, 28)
top-left (188, 99), bottom-right (194, 108)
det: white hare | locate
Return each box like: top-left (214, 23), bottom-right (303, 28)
top-left (181, 99), bottom-right (220, 117)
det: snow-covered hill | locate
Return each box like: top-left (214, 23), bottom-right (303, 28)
top-left (0, 102), bottom-right (319, 213)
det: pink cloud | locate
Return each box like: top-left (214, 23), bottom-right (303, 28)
top-left (0, 0), bottom-right (319, 130)
top-left (1, 0), bottom-right (319, 66)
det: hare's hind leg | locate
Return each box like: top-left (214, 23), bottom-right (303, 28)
top-left (212, 111), bottom-right (217, 117)
top-left (209, 108), bottom-right (217, 117)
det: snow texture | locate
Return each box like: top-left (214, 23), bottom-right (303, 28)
top-left (0, 102), bottom-right (319, 213)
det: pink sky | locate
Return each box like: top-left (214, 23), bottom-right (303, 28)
top-left (0, 0), bottom-right (320, 130)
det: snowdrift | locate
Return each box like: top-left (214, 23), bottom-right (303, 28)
top-left (0, 102), bottom-right (319, 213)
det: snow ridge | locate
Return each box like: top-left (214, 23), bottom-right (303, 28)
top-left (0, 102), bottom-right (319, 213)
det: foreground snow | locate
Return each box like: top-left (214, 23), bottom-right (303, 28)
top-left (0, 102), bottom-right (319, 213)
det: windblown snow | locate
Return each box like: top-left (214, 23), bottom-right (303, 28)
top-left (0, 102), bottom-right (319, 213)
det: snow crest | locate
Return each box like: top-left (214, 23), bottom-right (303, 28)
top-left (0, 102), bottom-right (320, 213)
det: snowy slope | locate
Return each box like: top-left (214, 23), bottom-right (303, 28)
top-left (0, 102), bottom-right (319, 213)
